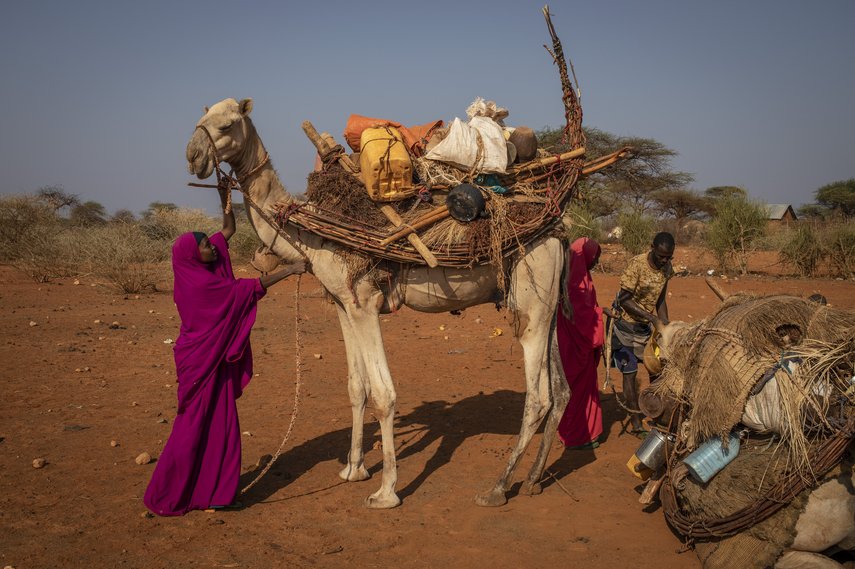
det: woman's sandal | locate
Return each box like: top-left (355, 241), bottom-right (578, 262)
top-left (204, 501), bottom-right (244, 513)
top-left (566, 440), bottom-right (600, 450)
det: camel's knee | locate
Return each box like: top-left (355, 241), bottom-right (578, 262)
top-left (371, 392), bottom-right (396, 419)
top-left (524, 398), bottom-right (549, 426)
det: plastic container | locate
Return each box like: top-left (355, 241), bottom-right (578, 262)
top-left (634, 428), bottom-right (673, 470)
top-left (359, 126), bottom-right (415, 202)
top-left (626, 453), bottom-right (653, 481)
top-left (683, 432), bottom-right (741, 484)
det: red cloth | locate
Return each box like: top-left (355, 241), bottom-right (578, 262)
top-left (557, 238), bottom-right (605, 446)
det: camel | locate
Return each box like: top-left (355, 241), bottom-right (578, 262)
top-left (647, 286), bottom-right (855, 569)
top-left (185, 97), bottom-right (570, 508)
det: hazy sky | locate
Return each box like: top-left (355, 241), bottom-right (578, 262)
top-left (2, 1), bottom-right (853, 216)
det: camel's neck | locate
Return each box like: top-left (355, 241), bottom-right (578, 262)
top-left (231, 124), bottom-right (319, 265)
top-left (230, 122), bottom-right (288, 204)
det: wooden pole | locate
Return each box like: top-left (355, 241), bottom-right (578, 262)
top-left (507, 147), bottom-right (585, 175)
top-left (379, 205), bottom-right (438, 268)
top-left (379, 206), bottom-right (451, 247)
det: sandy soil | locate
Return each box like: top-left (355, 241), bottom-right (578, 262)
top-left (1, 256), bottom-right (853, 569)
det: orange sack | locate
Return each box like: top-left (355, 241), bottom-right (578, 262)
top-left (344, 114), bottom-right (443, 157)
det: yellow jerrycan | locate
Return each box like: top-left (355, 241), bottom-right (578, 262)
top-left (359, 126), bottom-right (415, 201)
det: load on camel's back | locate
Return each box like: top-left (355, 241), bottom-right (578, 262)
top-left (632, 280), bottom-right (855, 569)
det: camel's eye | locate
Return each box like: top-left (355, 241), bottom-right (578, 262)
top-left (219, 121), bottom-right (234, 133)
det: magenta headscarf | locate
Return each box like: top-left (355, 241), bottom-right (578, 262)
top-left (560, 237), bottom-right (604, 351)
top-left (171, 232), bottom-right (265, 412)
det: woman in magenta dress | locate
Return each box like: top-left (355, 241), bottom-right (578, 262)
top-left (556, 237), bottom-right (605, 449)
top-left (144, 193), bottom-right (304, 516)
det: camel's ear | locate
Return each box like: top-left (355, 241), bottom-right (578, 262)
top-left (202, 105), bottom-right (209, 116)
top-left (239, 98), bottom-right (254, 116)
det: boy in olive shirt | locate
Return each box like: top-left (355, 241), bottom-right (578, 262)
top-left (612, 232), bottom-right (675, 435)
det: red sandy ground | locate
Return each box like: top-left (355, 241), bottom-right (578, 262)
top-left (1, 247), bottom-right (853, 569)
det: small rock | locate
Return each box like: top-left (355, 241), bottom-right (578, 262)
top-left (29, 321), bottom-right (38, 327)
top-left (313, 353), bottom-right (322, 359)
top-left (156, 418), bottom-right (168, 424)
top-left (242, 431), bottom-right (253, 437)
top-left (98, 336), bottom-right (106, 341)
top-left (110, 440), bottom-right (119, 447)
top-left (135, 452), bottom-right (152, 465)
top-left (475, 317), bottom-right (483, 324)
top-left (73, 279), bottom-right (80, 285)
top-left (490, 327), bottom-right (504, 338)
top-left (131, 401), bottom-right (138, 407)
top-left (148, 310), bottom-right (155, 314)
top-left (438, 324), bottom-right (446, 331)
top-left (163, 338), bottom-right (173, 344)
top-left (32, 458), bottom-right (47, 468)
top-left (140, 511), bottom-right (154, 519)
top-left (94, 319), bottom-right (101, 324)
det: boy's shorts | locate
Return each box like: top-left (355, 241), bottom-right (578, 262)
top-left (611, 344), bottom-right (639, 374)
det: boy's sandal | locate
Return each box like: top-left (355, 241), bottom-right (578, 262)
top-left (630, 428), bottom-right (650, 440)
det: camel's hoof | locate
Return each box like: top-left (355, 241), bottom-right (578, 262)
top-left (474, 490), bottom-right (507, 507)
top-left (338, 464), bottom-right (370, 482)
top-left (524, 481), bottom-right (543, 496)
top-left (364, 491), bottom-right (401, 509)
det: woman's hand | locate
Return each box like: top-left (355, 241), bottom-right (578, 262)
top-left (283, 260), bottom-right (307, 276)
top-left (219, 187), bottom-right (236, 241)
top-left (259, 260), bottom-right (308, 290)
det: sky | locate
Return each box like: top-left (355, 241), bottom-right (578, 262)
top-left (1, 0), bottom-right (853, 217)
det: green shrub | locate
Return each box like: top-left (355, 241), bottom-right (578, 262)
top-left (822, 221), bottom-right (855, 279)
top-left (560, 204), bottom-right (603, 243)
top-left (779, 224), bottom-right (824, 277)
top-left (618, 211), bottom-right (655, 255)
top-left (705, 196), bottom-right (767, 274)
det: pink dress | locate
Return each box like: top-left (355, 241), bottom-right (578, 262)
top-left (556, 238), bottom-right (605, 447)
top-left (144, 232), bottom-right (265, 515)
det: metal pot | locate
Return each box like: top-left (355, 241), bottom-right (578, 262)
top-left (634, 428), bottom-right (673, 470)
top-left (446, 184), bottom-right (486, 222)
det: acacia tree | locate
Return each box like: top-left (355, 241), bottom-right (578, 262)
top-left (651, 188), bottom-right (710, 226)
top-left (37, 185), bottom-right (79, 215)
top-left (142, 201), bottom-right (178, 218)
top-left (70, 201), bottom-right (107, 226)
top-left (815, 179), bottom-right (855, 218)
top-left (537, 126), bottom-right (694, 216)
top-left (111, 209), bottom-right (137, 224)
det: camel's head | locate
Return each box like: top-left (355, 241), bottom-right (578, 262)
top-left (186, 98), bottom-right (255, 179)
top-left (653, 320), bottom-right (693, 363)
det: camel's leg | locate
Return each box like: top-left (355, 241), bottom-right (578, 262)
top-left (522, 317), bottom-right (569, 496)
top-left (476, 238), bottom-right (562, 507)
top-left (336, 305), bottom-right (371, 482)
top-left (344, 306), bottom-right (401, 509)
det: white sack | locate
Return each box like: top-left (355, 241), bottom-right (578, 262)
top-left (468, 116), bottom-right (508, 173)
top-left (424, 116), bottom-right (509, 174)
top-left (424, 117), bottom-right (478, 171)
